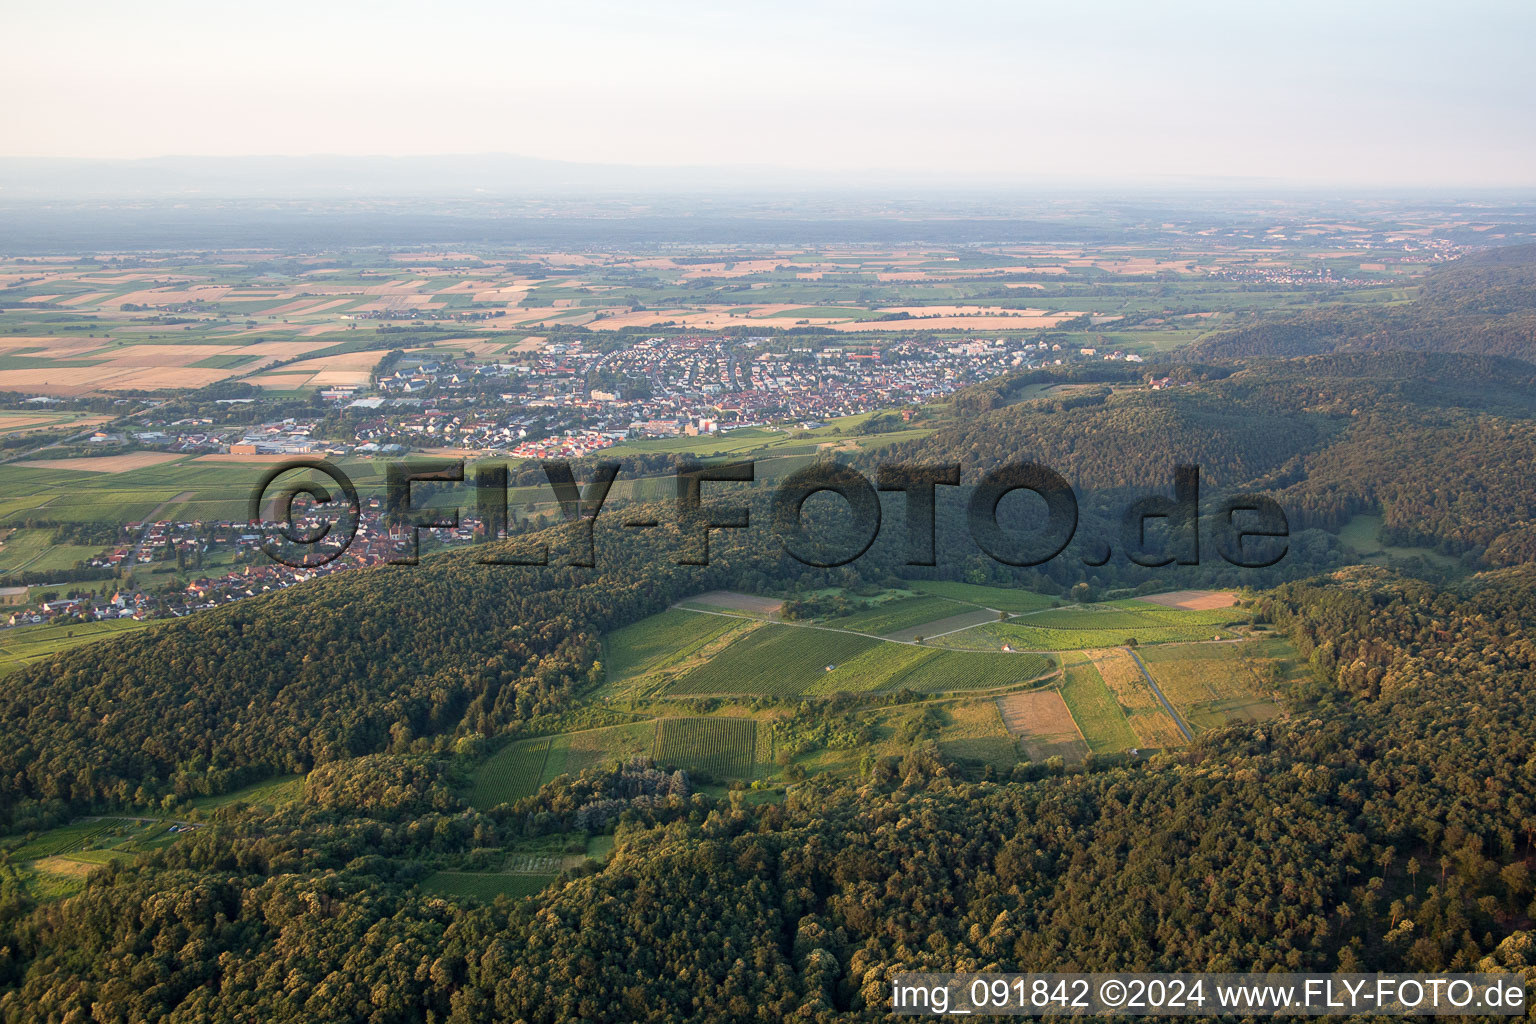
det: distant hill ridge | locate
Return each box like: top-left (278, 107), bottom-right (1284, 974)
top-left (1184, 244), bottom-right (1536, 363)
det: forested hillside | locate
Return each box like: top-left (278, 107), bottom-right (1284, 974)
top-left (1185, 244), bottom-right (1536, 363)
top-left (890, 351), bottom-right (1536, 566)
top-left (0, 568), bottom-right (1532, 1021)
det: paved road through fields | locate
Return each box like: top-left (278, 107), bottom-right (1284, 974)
top-left (1125, 646), bottom-right (1194, 742)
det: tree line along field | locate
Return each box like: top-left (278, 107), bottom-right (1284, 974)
top-left (466, 716), bottom-right (762, 811)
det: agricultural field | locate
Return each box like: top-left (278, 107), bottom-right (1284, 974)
top-left (0, 618), bottom-right (154, 675)
top-left (904, 579), bottom-right (1061, 614)
top-left (3, 817), bottom-right (189, 870)
top-left (0, 527), bottom-right (102, 574)
top-left (820, 594), bottom-right (968, 635)
top-left (1056, 653), bottom-right (1141, 753)
top-left (996, 689), bottom-right (1090, 764)
top-left (541, 721), bottom-right (658, 781)
top-left (420, 872), bottom-right (555, 901)
top-left (936, 699), bottom-right (1018, 769)
top-left (893, 649), bottom-right (1054, 693)
top-left (656, 612), bottom-right (1055, 697)
top-left (1086, 648), bottom-right (1187, 748)
top-left (933, 611), bottom-right (1240, 652)
top-left (602, 609), bottom-right (754, 695)
top-left (665, 623), bottom-right (882, 696)
top-left (0, 455), bottom-right (401, 530)
top-left (467, 737), bottom-right (551, 809)
top-left (652, 717), bottom-right (757, 781)
top-left (675, 591), bottom-right (784, 616)
top-left (800, 641), bottom-right (932, 695)
top-left (1137, 639), bottom-right (1292, 732)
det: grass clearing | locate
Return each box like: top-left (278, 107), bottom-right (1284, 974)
top-left (1057, 653), bottom-right (1139, 753)
top-left (188, 774), bottom-right (304, 811)
top-left (421, 871), bottom-right (555, 900)
top-left (1086, 648), bottom-right (1186, 748)
top-left (937, 698), bottom-right (1018, 768)
top-left (1138, 641), bottom-right (1289, 732)
top-left (540, 721), bottom-right (657, 783)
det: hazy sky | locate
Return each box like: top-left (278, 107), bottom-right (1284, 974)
top-left (4, 0), bottom-right (1533, 186)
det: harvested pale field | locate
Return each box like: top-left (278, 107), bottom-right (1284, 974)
top-left (106, 286), bottom-right (233, 307)
top-left (240, 341), bottom-right (332, 359)
top-left (1087, 649), bottom-right (1157, 707)
top-left (512, 337), bottom-right (546, 352)
top-left (828, 313), bottom-right (1075, 332)
top-left (254, 351), bottom-right (384, 375)
top-left (0, 367), bottom-right (214, 396)
top-left (996, 690), bottom-right (1088, 763)
top-left (26, 452), bottom-right (185, 473)
top-left (585, 308), bottom-right (852, 331)
top-left (192, 453), bottom-right (313, 464)
top-left (681, 591), bottom-right (784, 616)
top-left (362, 278), bottom-right (431, 294)
top-left (1139, 590), bottom-right (1237, 611)
top-left (95, 344), bottom-right (240, 363)
top-left (472, 287), bottom-right (531, 303)
top-left (679, 259), bottom-right (787, 279)
top-left (277, 351), bottom-right (385, 374)
top-left (59, 291), bottom-right (115, 306)
top-left (352, 298), bottom-right (443, 313)
top-left (246, 373), bottom-right (316, 389)
top-left (30, 857), bottom-right (98, 878)
top-left (0, 339), bottom-right (108, 357)
top-left (310, 370), bottom-right (373, 387)
top-left (872, 305), bottom-right (1026, 317)
top-left (100, 367), bottom-right (233, 390)
top-left (0, 413), bottom-right (68, 430)
top-left (260, 298), bottom-right (351, 317)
